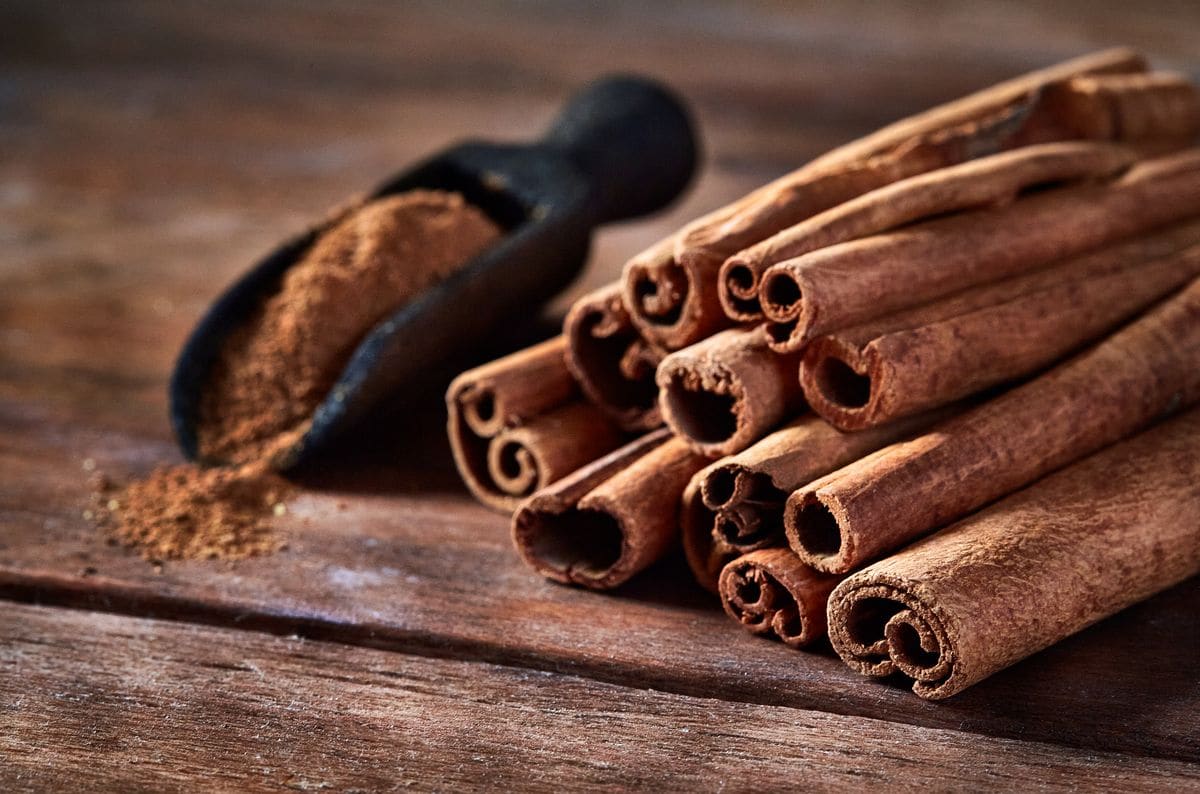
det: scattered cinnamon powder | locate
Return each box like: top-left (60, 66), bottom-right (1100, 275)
top-left (197, 189), bottom-right (502, 465)
top-left (98, 189), bottom-right (501, 561)
top-left (95, 463), bottom-right (290, 561)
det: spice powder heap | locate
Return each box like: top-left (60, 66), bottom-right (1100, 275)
top-left (97, 463), bottom-right (290, 561)
top-left (198, 189), bottom-right (503, 465)
top-left (102, 189), bottom-right (502, 561)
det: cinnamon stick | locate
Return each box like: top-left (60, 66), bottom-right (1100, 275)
top-left (681, 412), bottom-right (948, 592)
top-left (827, 406), bottom-right (1200, 700)
top-left (512, 434), bottom-right (710, 589)
top-left (759, 149), bottom-right (1200, 351)
top-left (446, 336), bottom-right (623, 512)
top-left (448, 337), bottom-right (577, 437)
top-left (656, 327), bottom-right (803, 457)
top-left (486, 401), bottom-right (625, 502)
top-left (785, 276), bottom-right (1200, 575)
top-left (621, 49), bottom-right (1171, 349)
top-left (563, 282), bottom-right (664, 432)
top-left (1038, 72), bottom-right (1200, 143)
top-left (800, 223), bottom-right (1200, 430)
top-left (720, 141), bottom-right (1136, 323)
top-left (680, 475), bottom-right (731, 594)
top-left (719, 548), bottom-right (843, 649)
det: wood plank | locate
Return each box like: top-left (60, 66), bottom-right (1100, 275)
top-left (3, 399), bottom-right (1199, 765)
top-left (3, 602), bottom-right (1197, 792)
top-left (3, 0), bottom-right (1200, 776)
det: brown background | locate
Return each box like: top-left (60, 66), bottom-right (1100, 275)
top-left (2, 1), bottom-right (1199, 789)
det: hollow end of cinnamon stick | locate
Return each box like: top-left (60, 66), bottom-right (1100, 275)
top-left (681, 472), bottom-right (731, 595)
top-left (512, 430), bottom-right (669, 587)
top-left (446, 336), bottom-right (578, 434)
top-left (514, 505), bottom-right (628, 586)
top-left (827, 580), bottom-right (955, 694)
top-left (513, 435), bottom-right (706, 590)
top-left (718, 255), bottom-right (766, 323)
top-left (760, 268), bottom-right (809, 352)
top-left (456, 381), bottom-right (502, 437)
top-left (761, 268), bottom-right (803, 318)
top-left (658, 366), bottom-right (743, 453)
top-left (563, 284), bottom-right (663, 432)
top-left (718, 548), bottom-right (841, 648)
top-left (446, 337), bottom-right (586, 511)
top-left (621, 234), bottom-right (732, 351)
top-left (487, 401), bottom-right (625, 499)
top-left (785, 489), bottom-right (856, 574)
top-left (800, 337), bottom-right (880, 430)
top-left (446, 391), bottom-right (517, 513)
top-left (621, 239), bottom-right (695, 350)
top-left (700, 464), bottom-right (747, 511)
top-left (656, 328), bottom-right (803, 457)
top-left (700, 465), bottom-right (783, 553)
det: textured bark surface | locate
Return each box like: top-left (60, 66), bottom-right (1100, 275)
top-left (800, 225), bottom-right (1200, 429)
top-left (787, 277), bottom-right (1200, 574)
top-left (721, 141), bottom-right (1135, 323)
top-left (759, 149), bottom-right (1200, 350)
top-left (828, 408), bottom-right (1200, 700)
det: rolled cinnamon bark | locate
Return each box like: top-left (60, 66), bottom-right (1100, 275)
top-left (447, 337), bottom-right (577, 437)
top-left (656, 327), bottom-right (803, 457)
top-left (786, 276), bottom-right (1200, 574)
top-left (486, 401), bottom-right (625, 501)
top-left (681, 412), bottom-right (949, 592)
top-left (512, 434), bottom-right (709, 590)
top-left (760, 148), bottom-right (1200, 351)
top-left (719, 549), bottom-right (844, 649)
top-left (447, 337), bottom-right (623, 512)
top-left (563, 282), bottom-right (664, 432)
top-left (679, 474), bottom-right (733, 595)
top-left (827, 406), bottom-right (1200, 700)
top-left (720, 141), bottom-right (1136, 323)
top-left (622, 48), bottom-right (1166, 349)
top-left (801, 223), bottom-right (1200, 430)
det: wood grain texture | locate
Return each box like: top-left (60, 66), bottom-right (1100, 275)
top-left (3, 399), bottom-right (1200, 765)
top-left (4, 602), bottom-right (1198, 793)
top-left (3, 0), bottom-right (1200, 786)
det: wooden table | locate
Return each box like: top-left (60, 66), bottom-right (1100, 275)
top-left (3, 2), bottom-right (1198, 790)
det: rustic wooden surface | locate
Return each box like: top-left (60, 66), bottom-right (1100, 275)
top-left (2, 0), bottom-right (1199, 789)
top-left (6, 602), bottom-right (1199, 793)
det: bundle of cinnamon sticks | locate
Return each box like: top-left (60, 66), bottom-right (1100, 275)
top-left (447, 48), bottom-right (1200, 698)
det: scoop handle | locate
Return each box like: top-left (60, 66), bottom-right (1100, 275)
top-left (541, 74), bottom-right (698, 224)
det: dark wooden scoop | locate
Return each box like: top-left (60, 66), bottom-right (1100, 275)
top-left (169, 75), bottom-right (698, 468)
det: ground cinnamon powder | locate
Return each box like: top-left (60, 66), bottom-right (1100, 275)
top-left (101, 189), bottom-right (501, 561)
top-left (198, 189), bottom-right (502, 465)
top-left (95, 463), bottom-right (290, 561)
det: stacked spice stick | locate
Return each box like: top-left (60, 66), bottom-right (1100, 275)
top-left (446, 48), bottom-right (1200, 700)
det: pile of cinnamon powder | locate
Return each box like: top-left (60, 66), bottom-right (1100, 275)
top-left (101, 189), bottom-right (502, 561)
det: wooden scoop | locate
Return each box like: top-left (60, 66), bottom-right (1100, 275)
top-left (169, 75), bottom-right (698, 468)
